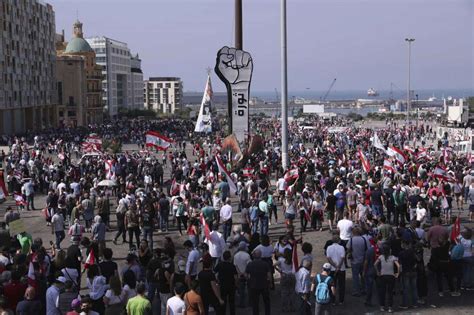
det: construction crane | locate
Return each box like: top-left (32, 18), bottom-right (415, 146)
top-left (274, 88), bottom-right (280, 102)
top-left (320, 78), bottom-right (337, 101)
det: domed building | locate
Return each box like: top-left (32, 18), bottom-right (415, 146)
top-left (56, 20), bottom-right (104, 127)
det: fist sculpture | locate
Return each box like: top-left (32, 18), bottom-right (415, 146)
top-left (215, 46), bottom-right (253, 89)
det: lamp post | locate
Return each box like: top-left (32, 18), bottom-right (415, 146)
top-left (405, 38), bottom-right (415, 123)
top-left (281, 0), bottom-right (288, 170)
top-left (235, 0), bottom-right (243, 49)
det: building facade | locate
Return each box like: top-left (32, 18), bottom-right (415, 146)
top-left (86, 36), bottom-right (142, 117)
top-left (0, 0), bottom-right (57, 134)
top-left (144, 77), bottom-right (183, 114)
top-left (130, 54), bottom-right (144, 110)
top-left (56, 20), bottom-right (103, 127)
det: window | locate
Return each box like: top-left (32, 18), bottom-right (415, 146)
top-left (68, 96), bottom-right (74, 106)
top-left (57, 82), bottom-right (63, 104)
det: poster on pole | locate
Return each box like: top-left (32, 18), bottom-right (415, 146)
top-left (215, 46), bottom-right (253, 143)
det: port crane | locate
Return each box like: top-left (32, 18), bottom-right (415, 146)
top-left (320, 78), bottom-right (337, 101)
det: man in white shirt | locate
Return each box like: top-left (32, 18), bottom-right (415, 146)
top-left (205, 224), bottom-right (226, 267)
top-left (337, 211), bottom-right (353, 244)
top-left (277, 177), bottom-right (287, 202)
top-left (46, 277), bottom-right (66, 315)
top-left (166, 283), bottom-right (186, 315)
top-left (326, 234), bottom-right (346, 305)
top-left (416, 202), bottom-right (427, 224)
top-left (183, 240), bottom-right (200, 285)
top-left (220, 199), bottom-right (233, 241)
top-left (233, 241), bottom-right (251, 308)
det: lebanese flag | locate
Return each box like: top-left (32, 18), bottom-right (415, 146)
top-left (284, 168), bottom-right (299, 182)
top-left (145, 131), bottom-right (173, 151)
top-left (215, 156), bottom-right (237, 194)
top-left (200, 213), bottom-right (211, 240)
top-left (450, 216), bottom-right (461, 242)
top-left (105, 160), bottom-right (114, 180)
top-left (170, 178), bottom-right (180, 196)
top-left (14, 193), bottom-right (26, 206)
top-left (358, 149), bottom-right (371, 173)
top-left (387, 146), bottom-right (407, 165)
top-left (416, 148), bottom-right (428, 160)
top-left (431, 165), bottom-right (455, 182)
top-left (82, 134), bottom-right (102, 153)
top-left (292, 241), bottom-right (299, 273)
top-left (0, 175), bottom-right (8, 199)
top-left (404, 145), bottom-right (415, 155)
top-left (58, 153), bottom-right (65, 161)
top-left (383, 159), bottom-right (396, 173)
top-left (84, 249), bottom-right (95, 269)
top-left (242, 167), bottom-right (254, 177)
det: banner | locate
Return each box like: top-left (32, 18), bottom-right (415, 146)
top-left (215, 46), bottom-right (253, 143)
top-left (372, 132), bottom-right (386, 152)
top-left (145, 131), bottom-right (173, 151)
top-left (194, 75), bottom-right (213, 133)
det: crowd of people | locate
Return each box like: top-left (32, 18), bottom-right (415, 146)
top-left (0, 116), bottom-right (473, 315)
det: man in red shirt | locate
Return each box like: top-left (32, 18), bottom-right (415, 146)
top-left (3, 270), bottom-right (27, 311)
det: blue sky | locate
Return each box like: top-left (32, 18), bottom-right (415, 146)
top-left (50, 0), bottom-right (473, 93)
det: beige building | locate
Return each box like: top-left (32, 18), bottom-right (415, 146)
top-left (56, 20), bottom-right (103, 126)
top-left (144, 77), bottom-right (183, 114)
top-left (0, 0), bottom-right (57, 134)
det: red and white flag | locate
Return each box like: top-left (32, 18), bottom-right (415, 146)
top-left (431, 165), bottom-right (455, 182)
top-left (14, 193), bottom-right (26, 206)
top-left (84, 249), bottom-right (95, 269)
top-left (82, 134), bottom-right (102, 153)
top-left (442, 147), bottom-right (453, 163)
top-left (284, 168), bottom-right (299, 182)
top-left (57, 153), bottom-right (65, 161)
top-left (170, 178), bottom-right (180, 196)
top-left (215, 156), bottom-right (237, 194)
top-left (200, 213), bottom-right (211, 240)
top-left (387, 146), bottom-right (408, 165)
top-left (145, 131), bottom-right (173, 151)
top-left (0, 175), bottom-right (8, 199)
top-left (358, 149), bottom-right (371, 173)
top-left (242, 167), bottom-right (254, 177)
top-left (383, 159), bottom-right (396, 173)
top-left (468, 153), bottom-right (474, 164)
top-left (404, 145), bottom-right (415, 155)
top-left (416, 148), bottom-right (428, 160)
top-left (104, 160), bottom-right (114, 180)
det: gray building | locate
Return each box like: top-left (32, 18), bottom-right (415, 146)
top-left (86, 36), bottom-right (142, 118)
top-left (130, 54), bottom-right (144, 110)
top-left (144, 77), bottom-right (183, 114)
top-left (0, 0), bottom-right (57, 134)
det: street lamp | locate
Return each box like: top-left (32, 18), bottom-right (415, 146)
top-left (405, 38), bottom-right (415, 123)
top-left (281, 0), bottom-right (288, 170)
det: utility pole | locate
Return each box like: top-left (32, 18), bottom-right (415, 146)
top-left (235, 0), bottom-right (243, 49)
top-left (405, 38), bottom-right (415, 124)
top-left (281, 0), bottom-right (288, 170)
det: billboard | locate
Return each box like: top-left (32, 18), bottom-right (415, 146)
top-left (303, 104), bottom-right (325, 114)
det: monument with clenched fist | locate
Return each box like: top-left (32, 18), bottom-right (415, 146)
top-left (215, 46), bottom-right (253, 143)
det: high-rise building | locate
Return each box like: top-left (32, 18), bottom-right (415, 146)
top-left (144, 77), bottom-right (183, 114)
top-left (0, 0), bottom-right (57, 134)
top-left (86, 36), bottom-right (142, 117)
top-left (56, 20), bottom-right (104, 127)
top-left (130, 54), bottom-right (144, 110)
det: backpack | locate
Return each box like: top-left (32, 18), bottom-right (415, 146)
top-left (315, 274), bottom-right (331, 304)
